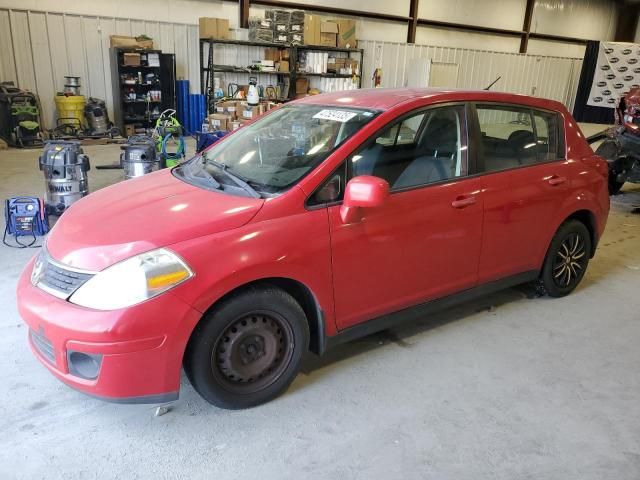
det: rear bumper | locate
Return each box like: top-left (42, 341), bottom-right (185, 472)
top-left (18, 257), bottom-right (202, 403)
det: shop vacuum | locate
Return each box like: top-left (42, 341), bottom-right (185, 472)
top-left (84, 98), bottom-right (110, 135)
top-left (39, 141), bottom-right (91, 215)
top-left (120, 135), bottom-right (160, 179)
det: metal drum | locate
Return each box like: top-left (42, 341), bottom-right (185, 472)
top-left (64, 76), bottom-right (81, 96)
top-left (121, 135), bottom-right (159, 180)
top-left (39, 141), bottom-right (90, 215)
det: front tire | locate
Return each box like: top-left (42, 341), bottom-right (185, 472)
top-left (184, 286), bottom-right (309, 409)
top-left (540, 220), bottom-right (592, 298)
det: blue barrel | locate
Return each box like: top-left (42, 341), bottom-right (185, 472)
top-left (189, 94), bottom-right (196, 135)
top-left (197, 94), bottom-right (206, 131)
top-left (175, 80), bottom-right (189, 130)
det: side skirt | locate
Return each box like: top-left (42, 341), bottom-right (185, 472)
top-left (324, 270), bottom-right (539, 352)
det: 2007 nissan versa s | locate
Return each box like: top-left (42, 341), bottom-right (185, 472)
top-left (18, 88), bottom-right (609, 409)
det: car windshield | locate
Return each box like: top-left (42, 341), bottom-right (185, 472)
top-left (175, 104), bottom-right (377, 197)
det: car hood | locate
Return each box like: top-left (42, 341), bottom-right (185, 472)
top-left (46, 169), bottom-right (264, 271)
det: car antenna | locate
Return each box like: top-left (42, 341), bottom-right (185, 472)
top-left (484, 76), bottom-right (502, 91)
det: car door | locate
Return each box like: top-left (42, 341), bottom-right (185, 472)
top-left (318, 104), bottom-right (484, 330)
top-left (472, 103), bottom-right (571, 283)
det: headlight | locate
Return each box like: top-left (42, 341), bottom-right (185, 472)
top-left (31, 250), bottom-right (46, 286)
top-left (69, 248), bottom-right (193, 310)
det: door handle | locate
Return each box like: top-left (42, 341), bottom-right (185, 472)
top-left (548, 175), bottom-right (567, 186)
top-left (451, 195), bottom-right (477, 209)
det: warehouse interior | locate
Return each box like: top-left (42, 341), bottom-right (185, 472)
top-left (1, 0), bottom-right (640, 478)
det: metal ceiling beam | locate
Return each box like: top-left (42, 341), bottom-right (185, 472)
top-left (614, 2), bottom-right (640, 41)
top-left (519, 0), bottom-right (535, 53)
top-left (222, 1), bottom-right (591, 49)
top-left (239, 0), bottom-right (249, 29)
top-left (249, 0), bottom-right (411, 23)
top-left (416, 18), bottom-right (524, 37)
top-left (528, 32), bottom-right (588, 45)
top-left (407, 0), bottom-right (419, 44)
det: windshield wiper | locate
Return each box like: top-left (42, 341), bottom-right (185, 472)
top-left (177, 161), bottom-right (221, 189)
top-left (207, 159), bottom-right (262, 199)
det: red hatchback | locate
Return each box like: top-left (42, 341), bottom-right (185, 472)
top-left (17, 89), bottom-right (609, 409)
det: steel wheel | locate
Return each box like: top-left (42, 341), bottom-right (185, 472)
top-left (211, 311), bottom-right (294, 395)
top-left (184, 287), bottom-right (309, 409)
top-left (552, 233), bottom-right (588, 288)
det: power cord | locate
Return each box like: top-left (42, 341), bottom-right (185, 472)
top-left (2, 224), bottom-right (41, 248)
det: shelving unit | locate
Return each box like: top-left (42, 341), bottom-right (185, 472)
top-left (200, 38), bottom-right (293, 111)
top-left (110, 47), bottom-right (176, 135)
top-left (297, 72), bottom-right (361, 78)
top-left (199, 38), bottom-right (364, 114)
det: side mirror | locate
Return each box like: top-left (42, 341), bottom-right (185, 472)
top-left (340, 175), bottom-right (390, 224)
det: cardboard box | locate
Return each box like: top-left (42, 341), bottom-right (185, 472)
top-left (123, 53), bottom-right (141, 66)
top-left (296, 77), bottom-right (309, 94)
top-left (304, 14), bottom-right (321, 46)
top-left (220, 101), bottom-right (238, 119)
top-left (110, 35), bottom-right (153, 49)
top-left (277, 60), bottom-right (289, 72)
top-left (242, 106), bottom-right (261, 120)
top-left (320, 21), bottom-right (338, 47)
top-left (337, 19), bottom-right (357, 49)
top-left (264, 48), bottom-right (280, 62)
top-left (208, 113), bottom-right (231, 131)
top-left (199, 17), bottom-right (230, 39)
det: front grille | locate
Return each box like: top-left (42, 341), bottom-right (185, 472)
top-left (36, 257), bottom-right (93, 299)
top-left (30, 329), bottom-right (55, 364)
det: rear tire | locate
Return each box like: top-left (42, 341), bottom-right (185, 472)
top-left (596, 140), bottom-right (625, 195)
top-left (608, 175), bottom-right (625, 195)
top-left (540, 220), bottom-right (592, 298)
top-left (184, 286), bottom-right (309, 409)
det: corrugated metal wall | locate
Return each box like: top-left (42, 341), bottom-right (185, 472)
top-left (0, 8), bottom-right (201, 129)
top-left (0, 7), bottom-right (584, 130)
top-left (359, 40), bottom-right (584, 113)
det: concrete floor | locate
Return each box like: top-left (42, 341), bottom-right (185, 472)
top-left (1, 128), bottom-right (639, 480)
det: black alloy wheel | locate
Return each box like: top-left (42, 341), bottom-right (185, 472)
top-left (540, 220), bottom-right (592, 297)
top-left (551, 233), bottom-right (588, 289)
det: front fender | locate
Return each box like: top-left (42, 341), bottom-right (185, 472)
top-left (167, 207), bottom-right (337, 338)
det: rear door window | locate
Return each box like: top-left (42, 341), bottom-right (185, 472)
top-left (476, 104), bottom-right (564, 173)
top-left (476, 105), bottom-right (537, 172)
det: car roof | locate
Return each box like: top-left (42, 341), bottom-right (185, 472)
top-left (295, 87), bottom-right (567, 113)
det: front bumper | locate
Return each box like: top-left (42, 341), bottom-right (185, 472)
top-left (17, 257), bottom-right (202, 403)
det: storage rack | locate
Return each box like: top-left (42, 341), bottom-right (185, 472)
top-left (110, 47), bottom-right (176, 135)
top-left (199, 38), bottom-right (364, 114)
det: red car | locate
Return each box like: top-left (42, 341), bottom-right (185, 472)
top-left (17, 88), bottom-right (609, 409)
